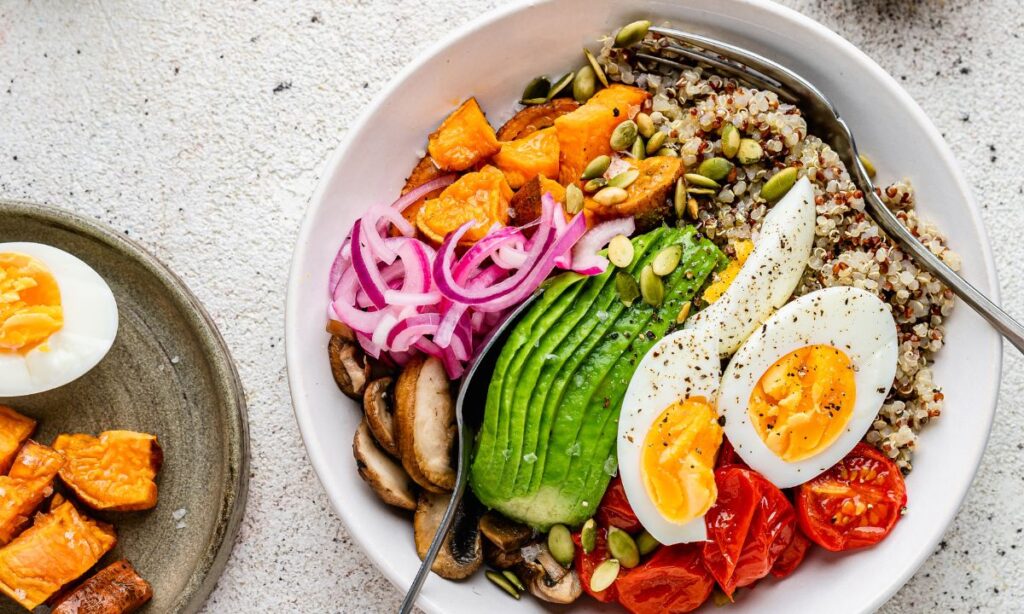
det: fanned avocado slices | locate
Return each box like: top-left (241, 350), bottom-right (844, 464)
top-left (469, 226), bottom-right (724, 529)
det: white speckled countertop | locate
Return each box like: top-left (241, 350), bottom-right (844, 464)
top-left (1, 1), bottom-right (1021, 611)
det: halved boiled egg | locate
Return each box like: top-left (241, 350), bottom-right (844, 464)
top-left (618, 326), bottom-right (723, 545)
top-left (0, 243), bottom-right (118, 397)
top-left (718, 286), bottom-right (898, 488)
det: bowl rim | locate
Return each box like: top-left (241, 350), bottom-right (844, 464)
top-left (0, 198), bottom-right (251, 614)
top-left (285, 1), bottom-right (1002, 612)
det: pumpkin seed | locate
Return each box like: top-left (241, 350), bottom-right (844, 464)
top-left (686, 187), bottom-right (717, 196)
top-left (640, 265), bottom-right (663, 307)
top-left (547, 72), bottom-right (575, 100)
top-left (652, 245), bottom-right (682, 276)
top-left (608, 169), bottom-right (640, 190)
top-left (737, 138), bottom-right (764, 165)
top-left (645, 131), bottom-right (667, 155)
top-left (565, 183), bottom-right (585, 214)
top-left (684, 173), bottom-right (720, 189)
top-left (607, 527), bottom-right (640, 568)
top-left (635, 112), bottom-right (656, 139)
top-left (610, 120), bottom-right (638, 151)
top-left (590, 559), bottom-right (621, 593)
top-left (616, 271), bottom-right (640, 306)
top-left (593, 186), bottom-right (628, 206)
top-left (673, 178), bottom-right (686, 217)
top-left (520, 97), bottom-right (549, 106)
top-left (697, 157), bottom-right (733, 182)
top-left (584, 47), bottom-right (610, 88)
top-left (583, 177), bottom-right (607, 193)
top-left (548, 524), bottom-right (575, 567)
top-left (608, 234), bottom-right (634, 268)
top-left (859, 153), bottom-right (877, 178)
top-left (581, 519), bottom-right (597, 554)
top-left (614, 20), bottom-right (652, 48)
top-left (761, 167), bottom-right (798, 202)
top-left (721, 123), bottom-right (741, 159)
top-left (521, 76), bottom-right (550, 102)
top-left (486, 570), bottom-right (521, 599)
top-left (676, 301), bottom-right (692, 324)
top-left (656, 147), bottom-right (678, 157)
top-left (573, 65), bottom-right (597, 103)
top-left (631, 136), bottom-right (646, 160)
top-left (687, 197), bottom-right (699, 220)
top-left (582, 155), bottom-right (611, 180)
top-left (635, 530), bottom-right (660, 555)
top-left (503, 570), bottom-right (526, 592)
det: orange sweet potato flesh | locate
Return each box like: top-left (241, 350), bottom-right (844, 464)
top-left (416, 165), bottom-right (512, 245)
top-left (0, 406), bottom-right (36, 475)
top-left (0, 500), bottom-right (116, 610)
top-left (53, 431), bottom-right (163, 512)
top-left (398, 155), bottom-right (447, 233)
top-left (496, 98), bottom-right (580, 141)
top-left (492, 127), bottom-right (560, 189)
top-left (51, 560), bottom-right (153, 614)
top-left (585, 155), bottom-right (683, 229)
top-left (509, 176), bottom-right (566, 226)
top-left (427, 98), bottom-right (500, 172)
top-left (0, 441), bottom-right (64, 546)
top-left (554, 84), bottom-right (650, 185)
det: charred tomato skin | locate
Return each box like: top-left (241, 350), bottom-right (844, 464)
top-left (572, 530), bottom-right (620, 603)
top-left (595, 476), bottom-right (643, 533)
top-left (796, 442), bottom-right (908, 552)
top-left (770, 529), bottom-right (812, 579)
top-left (616, 543), bottom-right (714, 614)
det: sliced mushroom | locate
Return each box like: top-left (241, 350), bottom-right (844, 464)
top-left (484, 540), bottom-right (525, 570)
top-left (395, 356), bottom-right (456, 492)
top-left (515, 552), bottom-right (582, 605)
top-left (413, 492), bottom-right (483, 580)
top-left (479, 511), bottom-right (535, 552)
top-left (329, 335), bottom-right (371, 400)
top-left (352, 421), bottom-right (417, 511)
top-left (363, 377), bottom-right (399, 457)
top-left (326, 319), bottom-right (357, 340)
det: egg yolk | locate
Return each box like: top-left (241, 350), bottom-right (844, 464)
top-left (748, 344), bottom-right (856, 462)
top-left (0, 253), bottom-right (63, 353)
top-left (641, 396), bottom-right (723, 524)
top-left (702, 240), bottom-right (753, 304)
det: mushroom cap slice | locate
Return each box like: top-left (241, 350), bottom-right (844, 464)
top-left (395, 356), bottom-right (456, 492)
top-left (479, 511), bottom-right (535, 552)
top-left (484, 541), bottom-right (525, 570)
top-left (353, 421), bottom-right (417, 511)
top-left (363, 377), bottom-right (399, 457)
top-left (516, 555), bottom-right (582, 604)
top-left (329, 335), bottom-right (371, 400)
top-left (413, 492), bottom-right (483, 580)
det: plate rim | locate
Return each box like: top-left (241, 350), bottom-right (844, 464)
top-left (285, 0), bottom-right (1003, 612)
top-left (0, 198), bottom-right (251, 614)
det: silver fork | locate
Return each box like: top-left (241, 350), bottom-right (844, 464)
top-left (638, 26), bottom-right (1024, 353)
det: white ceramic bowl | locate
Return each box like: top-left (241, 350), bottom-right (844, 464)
top-left (286, 1), bottom-right (1002, 612)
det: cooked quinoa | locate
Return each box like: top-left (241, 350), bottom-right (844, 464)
top-left (598, 33), bottom-right (960, 471)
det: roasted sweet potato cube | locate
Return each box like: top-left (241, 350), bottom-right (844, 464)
top-left (554, 84), bottom-right (650, 185)
top-left (427, 98), bottom-right (500, 172)
top-left (416, 165), bottom-right (512, 245)
top-left (0, 441), bottom-right (64, 546)
top-left (509, 176), bottom-right (567, 226)
top-left (585, 156), bottom-right (683, 229)
top-left (53, 431), bottom-right (163, 512)
top-left (398, 155), bottom-right (447, 233)
top-left (492, 127), bottom-right (560, 189)
top-left (0, 406), bottom-right (36, 475)
top-left (0, 500), bottom-right (116, 610)
top-left (51, 560), bottom-right (153, 614)
top-left (496, 98), bottom-right (580, 141)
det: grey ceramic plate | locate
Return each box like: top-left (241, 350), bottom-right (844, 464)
top-left (0, 200), bottom-right (249, 613)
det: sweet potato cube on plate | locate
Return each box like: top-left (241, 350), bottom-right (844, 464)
top-left (585, 155), bottom-right (684, 229)
top-left (53, 431), bottom-right (163, 512)
top-left (51, 560), bottom-right (153, 614)
top-left (0, 441), bottom-right (64, 546)
top-left (427, 98), bottom-right (500, 171)
top-left (509, 176), bottom-right (566, 226)
top-left (496, 98), bottom-right (579, 141)
top-left (416, 165), bottom-right (512, 245)
top-left (554, 84), bottom-right (650, 185)
top-left (0, 406), bottom-right (36, 475)
top-left (0, 499), bottom-right (116, 610)
top-left (492, 127), bottom-right (560, 189)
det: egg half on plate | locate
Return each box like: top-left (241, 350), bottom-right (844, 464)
top-left (0, 242), bottom-right (119, 396)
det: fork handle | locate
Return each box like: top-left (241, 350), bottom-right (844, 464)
top-left (862, 187), bottom-right (1023, 354)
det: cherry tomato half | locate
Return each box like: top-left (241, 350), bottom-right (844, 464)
top-left (595, 476), bottom-right (643, 533)
top-left (573, 529), bottom-right (620, 603)
top-left (770, 529), bottom-right (811, 579)
top-left (616, 543), bottom-right (714, 614)
top-left (715, 436), bottom-right (748, 469)
top-left (702, 466), bottom-right (796, 597)
top-left (796, 442), bottom-right (907, 551)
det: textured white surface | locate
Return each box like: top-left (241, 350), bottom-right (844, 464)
top-left (0, 1), bottom-right (1021, 612)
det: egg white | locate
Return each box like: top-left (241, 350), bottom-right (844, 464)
top-left (618, 326), bottom-right (722, 545)
top-left (0, 242), bottom-right (118, 397)
top-left (718, 286), bottom-right (898, 488)
top-left (686, 176), bottom-right (816, 357)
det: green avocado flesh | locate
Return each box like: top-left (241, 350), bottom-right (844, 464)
top-left (469, 226), bottom-right (724, 530)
